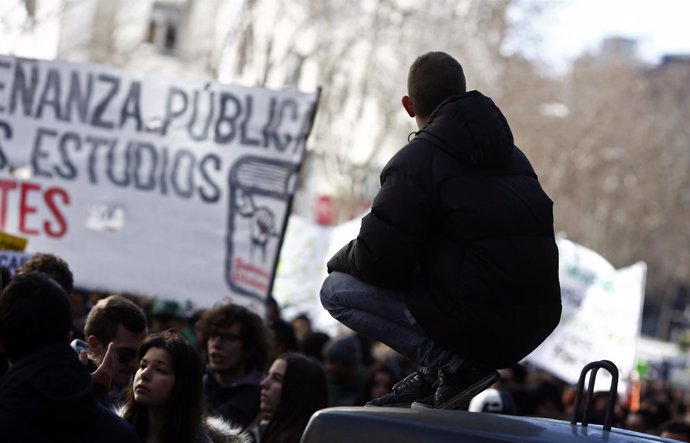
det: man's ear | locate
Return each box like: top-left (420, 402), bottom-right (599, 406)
top-left (87, 335), bottom-right (102, 353)
top-left (402, 95), bottom-right (415, 118)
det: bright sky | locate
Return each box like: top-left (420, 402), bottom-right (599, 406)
top-left (510, 0), bottom-right (690, 72)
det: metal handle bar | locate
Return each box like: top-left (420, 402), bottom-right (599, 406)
top-left (570, 360), bottom-right (619, 431)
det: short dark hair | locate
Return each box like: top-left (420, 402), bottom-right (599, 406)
top-left (0, 272), bottom-right (72, 362)
top-left (196, 302), bottom-right (268, 371)
top-left (407, 51), bottom-right (466, 119)
top-left (123, 330), bottom-right (204, 443)
top-left (84, 295), bottom-right (147, 343)
top-left (270, 318), bottom-right (298, 353)
top-left (16, 252), bottom-right (74, 293)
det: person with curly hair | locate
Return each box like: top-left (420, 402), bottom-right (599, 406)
top-left (196, 302), bottom-right (269, 428)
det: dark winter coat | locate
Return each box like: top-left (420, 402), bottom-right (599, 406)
top-left (327, 90), bottom-right (562, 368)
top-left (0, 343), bottom-right (139, 443)
top-left (203, 368), bottom-right (263, 428)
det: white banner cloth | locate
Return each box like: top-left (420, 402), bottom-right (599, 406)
top-left (0, 55), bottom-right (318, 312)
top-left (526, 238), bottom-right (647, 392)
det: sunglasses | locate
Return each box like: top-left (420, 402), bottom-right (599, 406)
top-left (115, 347), bottom-right (138, 364)
top-left (210, 331), bottom-right (242, 342)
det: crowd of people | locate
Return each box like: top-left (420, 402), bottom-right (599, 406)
top-left (1, 252), bottom-right (690, 442)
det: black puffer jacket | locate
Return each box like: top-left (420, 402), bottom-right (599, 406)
top-left (327, 91), bottom-right (562, 368)
top-left (0, 343), bottom-right (139, 443)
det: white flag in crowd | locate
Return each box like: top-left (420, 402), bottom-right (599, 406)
top-left (525, 237), bottom-right (647, 392)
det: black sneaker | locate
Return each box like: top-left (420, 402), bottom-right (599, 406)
top-left (365, 369), bottom-right (437, 408)
top-left (411, 363), bottom-right (499, 410)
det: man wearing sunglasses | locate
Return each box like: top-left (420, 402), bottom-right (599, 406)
top-left (84, 295), bottom-right (148, 407)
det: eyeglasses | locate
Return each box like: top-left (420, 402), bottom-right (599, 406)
top-left (116, 347), bottom-right (138, 364)
top-left (210, 331), bottom-right (242, 342)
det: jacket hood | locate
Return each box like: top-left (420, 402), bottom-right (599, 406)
top-left (205, 415), bottom-right (252, 443)
top-left (416, 90), bottom-right (514, 168)
top-left (0, 343), bottom-right (98, 427)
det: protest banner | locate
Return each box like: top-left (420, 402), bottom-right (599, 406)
top-left (273, 213), bottom-right (362, 333)
top-left (526, 237), bottom-right (647, 393)
top-left (0, 250), bottom-right (31, 276)
top-left (0, 55), bottom-right (319, 313)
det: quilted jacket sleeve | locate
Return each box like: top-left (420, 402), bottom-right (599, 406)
top-left (327, 143), bottom-right (435, 289)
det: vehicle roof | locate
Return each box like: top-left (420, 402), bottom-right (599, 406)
top-left (300, 407), bottom-right (682, 443)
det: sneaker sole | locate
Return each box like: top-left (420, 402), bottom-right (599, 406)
top-left (411, 371), bottom-right (500, 410)
top-left (364, 402), bottom-right (413, 408)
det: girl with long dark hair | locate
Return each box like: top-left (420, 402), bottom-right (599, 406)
top-left (122, 330), bottom-right (248, 443)
top-left (255, 353), bottom-right (328, 443)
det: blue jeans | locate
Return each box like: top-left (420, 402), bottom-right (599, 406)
top-left (320, 272), bottom-right (463, 373)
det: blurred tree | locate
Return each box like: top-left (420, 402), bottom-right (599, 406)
top-left (220, 0), bottom-right (535, 219)
top-left (511, 48), bottom-right (690, 323)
